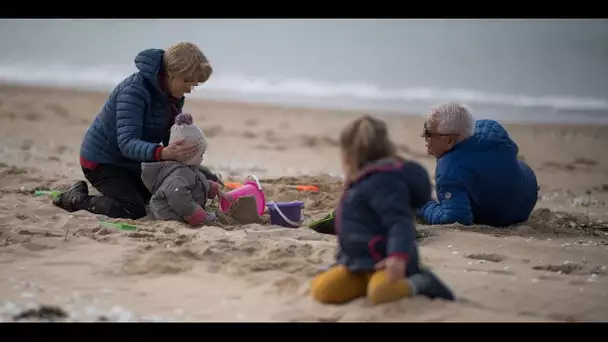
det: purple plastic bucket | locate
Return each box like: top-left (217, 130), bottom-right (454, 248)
top-left (267, 201), bottom-right (304, 228)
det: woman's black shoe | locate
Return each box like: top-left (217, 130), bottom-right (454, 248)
top-left (52, 181), bottom-right (89, 213)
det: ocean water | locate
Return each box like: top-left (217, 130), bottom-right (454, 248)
top-left (1, 19), bottom-right (607, 123)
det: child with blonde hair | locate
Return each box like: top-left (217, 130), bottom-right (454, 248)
top-left (310, 115), bottom-right (455, 305)
top-left (141, 113), bottom-right (229, 226)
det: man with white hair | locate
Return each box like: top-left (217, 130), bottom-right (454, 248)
top-left (418, 103), bottom-right (539, 226)
top-left (308, 103), bottom-right (539, 234)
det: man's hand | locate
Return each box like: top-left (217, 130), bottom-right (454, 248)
top-left (375, 256), bottom-right (407, 282)
top-left (160, 138), bottom-right (199, 162)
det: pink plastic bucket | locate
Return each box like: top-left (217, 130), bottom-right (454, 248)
top-left (220, 175), bottom-right (266, 215)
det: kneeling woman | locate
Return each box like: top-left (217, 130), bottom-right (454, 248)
top-left (54, 42), bottom-right (219, 219)
top-left (311, 115), bottom-right (455, 305)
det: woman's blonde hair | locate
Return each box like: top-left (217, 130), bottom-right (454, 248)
top-left (340, 115), bottom-right (397, 178)
top-left (163, 42), bottom-right (213, 83)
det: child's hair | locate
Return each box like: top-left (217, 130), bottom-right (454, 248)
top-left (339, 115), bottom-right (397, 177)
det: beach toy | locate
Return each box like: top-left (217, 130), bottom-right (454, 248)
top-left (308, 210), bottom-right (336, 235)
top-left (266, 200), bottom-right (304, 228)
top-left (99, 220), bottom-right (137, 231)
top-left (224, 183), bottom-right (318, 192)
top-left (286, 185), bottom-right (319, 192)
top-left (220, 175), bottom-right (266, 215)
top-left (34, 190), bottom-right (61, 198)
top-left (224, 182), bottom-right (243, 190)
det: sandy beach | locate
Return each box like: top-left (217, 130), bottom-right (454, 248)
top-left (1, 83), bottom-right (607, 322)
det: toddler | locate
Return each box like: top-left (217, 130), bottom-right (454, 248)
top-left (141, 113), bottom-right (227, 226)
top-left (310, 115), bottom-right (455, 305)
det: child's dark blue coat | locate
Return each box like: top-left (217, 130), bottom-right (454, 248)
top-left (335, 157), bottom-right (432, 275)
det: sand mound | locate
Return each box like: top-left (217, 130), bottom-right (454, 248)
top-left (215, 174), bottom-right (345, 221)
top-left (102, 223), bottom-right (336, 279)
top-left (526, 208), bottom-right (608, 237)
top-left (120, 249), bottom-right (197, 275)
top-left (426, 208), bottom-right (608, 242)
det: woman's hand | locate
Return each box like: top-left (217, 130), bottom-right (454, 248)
top-left (160, 138), bottom-right (199, 161)
top-left (375, 256), bottom-right (407, 282)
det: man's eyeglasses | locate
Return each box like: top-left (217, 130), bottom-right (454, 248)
top-left (421, 122), bottom-right (459, 138)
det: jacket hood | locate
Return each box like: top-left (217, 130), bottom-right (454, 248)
top-left (141, 161), bottom-right (196, 193)
top-left (351, 156), bottom-right (432, 210)
top-left (399, 160), bottom-right (432, 210)
top-left (350, 156), bottom-right (403, 184)
top-left (134, 48), bottom-right (165, 92)
top-left (451, 119), bottom-right (518, 156)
